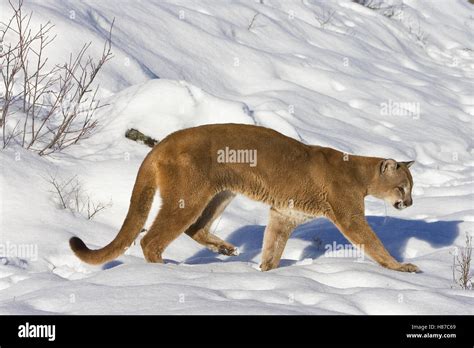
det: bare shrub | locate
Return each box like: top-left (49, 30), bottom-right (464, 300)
top-left (406, 18), bottom-right (428, 45)
top-left (248, 13), bottom-right (260, 31)
top-left (353, 0), bottom-right (404, 18)
top-left (47, 173), bottom-right (111, 220)
top-left (314, 9), bottom-right (335, 28)
top-left (451, 233), bottom-right (473, 290)
top-left (352, 0), bottom-right (427, 45)
top-left (352, 0), bottom-right (385, 10)
top-left (0, 0), bottom-right (114, 155)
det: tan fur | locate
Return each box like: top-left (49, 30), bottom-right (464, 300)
top-left (70, 124), bottom-right (418, 272)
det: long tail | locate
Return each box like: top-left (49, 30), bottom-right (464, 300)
top-left (69, 156), bottom-right (157, 265)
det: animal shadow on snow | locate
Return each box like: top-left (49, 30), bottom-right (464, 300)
top-left (185, 216), bottom-right (460, 267)
top-left (102, 260), bottom-right (124, 270)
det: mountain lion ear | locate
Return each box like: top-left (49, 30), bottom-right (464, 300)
top-left (400, 160), bottom-right (415, 168)
top-left (380, 159), bottom-right (397, 174)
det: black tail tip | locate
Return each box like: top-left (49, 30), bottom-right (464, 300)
top-left (69, 236), bottom-right (87, 253)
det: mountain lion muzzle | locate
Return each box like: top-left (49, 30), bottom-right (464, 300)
top-left (70, 124), bottom-right (418, 273)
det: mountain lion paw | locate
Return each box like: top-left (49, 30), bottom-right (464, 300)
top-left (397, 263), bottom-right (420, 273)
top-left (218, 245), bottom-right (239, 256)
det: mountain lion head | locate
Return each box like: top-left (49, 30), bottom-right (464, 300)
top-left (371, 159), bottom-right (415, 210)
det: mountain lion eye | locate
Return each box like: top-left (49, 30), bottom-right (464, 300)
top-left (398, 187), bottom-right (404, 194)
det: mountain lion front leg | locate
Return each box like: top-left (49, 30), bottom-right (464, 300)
top-left (329, 207), bottom-right (420, 273)
top-left (260, 208), bottom-right (298, 271)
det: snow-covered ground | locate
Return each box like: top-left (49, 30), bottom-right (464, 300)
top-left (1, 0), bottom-right (473, 314)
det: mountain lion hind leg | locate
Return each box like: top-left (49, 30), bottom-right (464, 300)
top-left (140, 184), bottom-right (214, 263)
top-left (184, 190), bottom-right (239, 256)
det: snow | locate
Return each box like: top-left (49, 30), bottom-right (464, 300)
top-left (1, 0), bottom-right (473, 314)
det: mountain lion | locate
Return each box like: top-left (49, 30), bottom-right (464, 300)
top-left (70, 124), bottom-right (418, 272)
